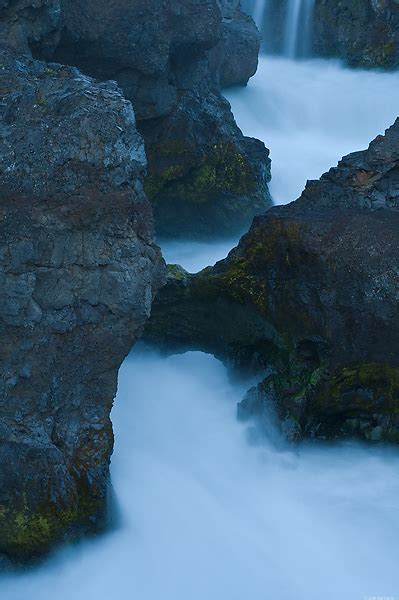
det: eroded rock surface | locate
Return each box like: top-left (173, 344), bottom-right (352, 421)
top-left (38, 0), bottom-right (271, 238)
top-left (313, 0), bottom-right (399, 67)
top-left (0, 0), bottom-right (61, 54)
top-left (146, 120), bottom-right (399, 443)
top-left (0, 50), bottom-right (164, 558)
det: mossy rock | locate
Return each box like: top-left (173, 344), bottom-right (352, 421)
top-left (0, 486), bottom-right (105, 561)
top-left (145, 141), bottom-right (256, 206)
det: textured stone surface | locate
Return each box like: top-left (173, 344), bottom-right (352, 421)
top-left (0, 50), bottom-right (164, 559)
top-left (146, 120), bottom-right (399, 443)
top-left (39, 0), bottom-right (272, 238)
top-left (0, 0), bottom-right (61, 53)
top-left (313, 0), bottom-right (399, 67)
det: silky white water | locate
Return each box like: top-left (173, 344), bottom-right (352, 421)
top-left (163, 57), bottom-right (399, 274)
top-left (249, 0), bottom-right (315, 57)
top-left (3, 350), bottom-right (399, 599)
top-left (284, 0), bottom-right (302, 58)
top-left (226, 56), bottom-right (399, 206)
top-left (2, 59), bottom-right (399, 599)
top-left (253, 0), bottom-right (268, 30)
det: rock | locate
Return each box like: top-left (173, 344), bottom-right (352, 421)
top-left (313, 0), bottom-right (399, 68)
top-left (243, 0), bottom-right (399, 68)
top-left (0, 0), bottom-right (61, 54)
top-left (0, 50), bottom-right (164, 559)
top-left (216, 0), bottom-right (262, 87)
top-left (35, 0), bottom-right (271, 238)
top-left (146, 119), bottom-right (399, 443)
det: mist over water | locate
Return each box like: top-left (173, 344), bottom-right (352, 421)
top-left (3, 350), bottom-right (399, 599)
top-left (160, 238), bottom-right (234, 273)
top-left (3, 59), bottom-right (399, 599)
top-left (226, 57), bottom-right (399, 205)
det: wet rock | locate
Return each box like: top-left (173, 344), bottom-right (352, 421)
top-left (0, 0), bottom-right (61, 54)
top-left (0, 50), bottom-right (164, 559)
top-left (313, 0), bottom-right (399, 68)
top-left (39, 0), bottom-right (272, 238)
top-left (146, 119), bottom-right (399, 443)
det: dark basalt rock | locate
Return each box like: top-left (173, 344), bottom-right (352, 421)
top-left (217, 2), bottom-right (262, 87)
top-left (0, 0), bottom-right (61, 54)
top-left (313, 0), bottom-right (399, 68)
top-left (146, 120), bottom-right (399, 443)
top-left (34, 0), bottom-right (271, 238)
top-left (0, 50), bottom-right (164, 559)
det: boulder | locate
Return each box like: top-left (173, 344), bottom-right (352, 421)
top-left (0, 50), bottom-right (164, 559)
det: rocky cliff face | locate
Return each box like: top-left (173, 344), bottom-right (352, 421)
top-left (0, 49), bottom-right (164, 559)
top-left (313, 0), bottom-right (399, 67)
top-left (26, 0), bottom-right (271, 238)
top-left (146, 120), bottom-right (399, 443)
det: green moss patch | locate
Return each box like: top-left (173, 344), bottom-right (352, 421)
top-left (144, 141), bottom-right (255, 206)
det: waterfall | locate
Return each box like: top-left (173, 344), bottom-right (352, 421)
top-left (304, 0), bottom-right (316, 56)
top-left (284, 0), bottom-right (302, 58)
top-left (252, 0), bottom-right (267, 29)
top-left (250, 0), bottom-right (315, 59)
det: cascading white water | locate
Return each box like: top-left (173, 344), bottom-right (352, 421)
top-left (284, 0), bottom-right (302, 58)
top-left (301, 0), bottom-right (315, 57)
top-left (3, 349), bottom-right (399, 600)
top-left (252, 0), bottom-right (267, 29)
top-left (250, 0), bottom-right (315, 58)
top-left (226, 57), bottom-right (399, 206)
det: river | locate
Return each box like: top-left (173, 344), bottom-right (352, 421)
top-left (3, 57), bottom-right (399, 600)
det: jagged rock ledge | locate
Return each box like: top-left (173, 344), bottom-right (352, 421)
top-left (146, 119), bottom-right (399, 443)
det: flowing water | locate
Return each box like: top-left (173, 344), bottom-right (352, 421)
top-left (284, 0), bottom-right (302, 58)
top-left (248, 0), bottom-right (315, 57)
top-left (252, 0), bottom-right (268, 29)
top-left (226, 57), bottom-right (399, 207)
top-left (3, 57), bottom-right (399, 600)
top-left (3, 350), bottom-right (399, 599)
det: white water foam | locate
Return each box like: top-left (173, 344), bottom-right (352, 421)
top-left (226, 57), bottom-right (399, 205)
top-left (3, 350), bottom-right (399, 599)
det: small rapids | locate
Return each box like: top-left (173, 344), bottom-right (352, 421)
top-left (2, 58), bottom-right (399, 600)
top-left (226, 56), bottom-right (399, 207)
top-left (3, 350), bottom-right (399, 599)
